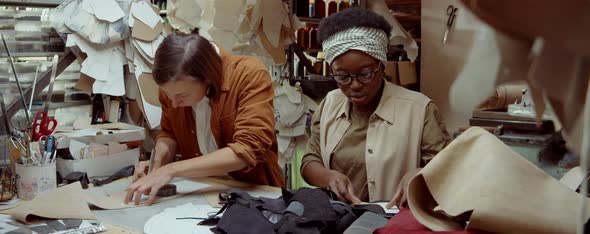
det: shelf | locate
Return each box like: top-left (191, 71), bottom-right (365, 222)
top-left (0, 52), bottom-right (64, 58)
top-left (394, 15), bottom-right (421, 22)
top-left (30, 100), bottom-right (91, 112)
top-left (297, 17), bottom-right (322, 24)
top-left (0, 0), bottom-right (63, 7)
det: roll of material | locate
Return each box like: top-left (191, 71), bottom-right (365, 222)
top-left (477, 84), bottom-right (525, 111)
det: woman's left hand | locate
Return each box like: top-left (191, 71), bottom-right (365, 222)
top-left (386, 168), bottom-right (422, 209)
top-left (124, 165), bottom-right (175, 205)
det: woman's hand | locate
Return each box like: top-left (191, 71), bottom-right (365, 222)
top-left (132, 161), bottom-right (151, 182)
top-left (387, 168), bottom-right (422, 209)
top-left (124, 164), bottom-right (175, 206)
top-left (326, 170), bottom-right (362, 204)
top-left (132, 139), bottom-right (176, 182)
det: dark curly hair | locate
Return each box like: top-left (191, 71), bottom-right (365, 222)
top-left (317, 7), bottom-right (392, 45)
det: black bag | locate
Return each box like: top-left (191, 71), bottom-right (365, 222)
top-left (207, 187), bottom-right (386, 234)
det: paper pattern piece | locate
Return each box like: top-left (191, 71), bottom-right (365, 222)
top-left (60, 0), bottom-right (130, 44)
top-left (407, 127), bottom-right (590, 233)
top-left (88, 0), bottom-right (125, 23)
top-left (132, 16), bottom-right (164, 41)
top-left (137, 73), bottom-right (161, 107)
top-left (86, 178), bottom-right (212, 210)
top-left (131, 1), bottom-right (162, 29)
top-left (11, 182), bottom-right (96, 223)
top-left (66, 34), bottom-right (127, 96)
top-left (135, 72), bottom-right (161, 129)
top-left (144, 203), bottom-right (218, 234)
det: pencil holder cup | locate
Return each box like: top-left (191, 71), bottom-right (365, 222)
top-left (15, 161), bottom-right (57, 200)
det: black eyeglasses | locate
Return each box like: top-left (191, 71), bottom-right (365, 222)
top-left (331, 63), bottom-right (382, 85)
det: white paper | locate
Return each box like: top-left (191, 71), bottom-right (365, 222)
top-left (128, 2), bottom-right (136, 27)
top-left (132, 1), bottom-right (162, 29)
top-left (72, 128), bottom-right (104, 137)
top-left (124, 38), bottom-right (135, 63)
top-left (175, 0), bottom-right (202, 28)
top-left (78, 0), bottom-right (94, 15)
top-left (131, 39), bottom-right (155, 64)
top-left (133, 50), bottom-right (152, 73)
top-left (89, 0), bottom-right (124, 23)
top-left (369, 202), bottom-right (399, 214)
top-left (133, 34), bottom-right (164, 60)
top-left (144, 203), bottom-right (218, 234)
top-left (246, 190), bottom-right (281, 199)
top-left (213, 0), bottom-right (245, 31)
top-left (67, 34), bottom-right (127, 95)
top-left (69, 139), bottom-right (87, 160)
top-left (91, 56), bottom-right (126, 96)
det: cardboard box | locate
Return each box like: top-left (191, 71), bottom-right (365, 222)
top-left (56, 148), bottom-right (139, 178)
top-left (56, 123), bottom-right (146, 149)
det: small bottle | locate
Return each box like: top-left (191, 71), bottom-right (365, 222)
top-left (314, 0), bottom-right (326, 18)
top-left (338, 0), bottom-right (349, 12)
top-left (309, 0), bottom-right (315, 18)
top-left (296, 0), bottom-right (310, 17)
top-left (308, 27), bottom-right (319, 50)
top-left (317, 52), bottom-right (328, 76)
top-left (298, 27), bottom-right (310, 49)
top-left (327, 0), bottom-right (337, 15)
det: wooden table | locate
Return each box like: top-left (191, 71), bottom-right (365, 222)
top-left (2, 177), bottom-right (282, 233)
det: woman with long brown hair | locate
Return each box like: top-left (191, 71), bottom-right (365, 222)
top-left (124, 34), bottom-right (284, 205)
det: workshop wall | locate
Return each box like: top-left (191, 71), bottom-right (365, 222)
top-left (420, 0), bottom-right (487, 132)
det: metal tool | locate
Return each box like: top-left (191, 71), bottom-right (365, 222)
top-left (1, 34), bottom-right (31, 127)
top-left (8, 136), bottom-right (28, 165)
top-left (442, 5), bottom-right (458, 45)
top-left (0, 93), bottom-right (11, 136)
top-left (28, 63), bottom-right (40, 113)
top-left (31, 55), bottom-right (59, 141)
top-left (147, 149), bottom-right (177, 196)
top-left (148, 149), bottom-right (156, 174)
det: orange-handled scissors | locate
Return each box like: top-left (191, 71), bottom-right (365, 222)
top-left (32, 111), bottom-right (57, 141)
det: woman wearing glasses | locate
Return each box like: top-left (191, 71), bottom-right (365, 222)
top-left (300, 8), bottom-right (450, 205)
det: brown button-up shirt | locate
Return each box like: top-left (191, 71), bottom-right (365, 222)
top-left (157, 49), bottom-right (284, 187)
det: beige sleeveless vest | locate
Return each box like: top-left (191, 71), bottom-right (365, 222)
top-left (319, 81), bottom-right (431, 201)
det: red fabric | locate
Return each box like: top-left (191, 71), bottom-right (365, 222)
top-left (374, 208), bottom-right (483, 234)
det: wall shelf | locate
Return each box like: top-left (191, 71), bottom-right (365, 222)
top-left (297, 17), bottom-right (322, 24)
top-left (0, 0), bottom-right (63, 7)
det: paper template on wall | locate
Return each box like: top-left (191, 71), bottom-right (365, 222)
top-left (137, 73), bottom-right (161, 107)
top-left (130, 1), bottom-right (164, 41)
top-left (134, 70), bottom-right (161, 129)
top-left (88, 0), bottom-right (125, 23)
top-left (66, 34), bottom-right (127, 96)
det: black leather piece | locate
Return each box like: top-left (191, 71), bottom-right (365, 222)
top-left (63, 172), bottom-right (89, 189)
top-left (211, 203), bottom-right (275, 234)
top-left (92, 165), bottom-right (135, 186)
